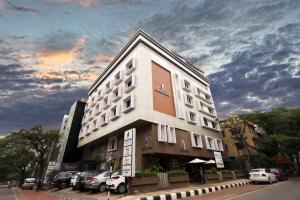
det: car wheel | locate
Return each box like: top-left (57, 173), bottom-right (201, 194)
top-left (268, 177), bottom-right (272, 184)
top-left (98, 183), bottom-right (106, 193)
top-left (60, 183), bottom-right (67, 189)
top-left (252, 181), bottom-right (256, 184)
top-left (117, 183), bottom-right (126, 194)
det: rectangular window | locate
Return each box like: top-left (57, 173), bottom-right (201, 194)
top-left (187, 111), bottom-right (197, 124)
top-left (105, 80), bottom-right (112, 94)
top-left (203, 117), bottom-right (208, 126)
top-left (182, 79), bottom-right (191, 92)
top-left (100, 112), bottom-right (108, 126)
top-left (97, 89), bottom-right (103, 101)
top-left (102, 96), bottom-right (110, 109)
top-left (184, 94), bottom-right (194, 107)
top-left (114, 70), bottom-right (123, 85)
top-left (205, 136), bottom-right (215, 150)
top-left (191, 132), bottom-right (203, 148)
top-left (110, 104), bottom-right (120, 121)
top-left (214, 139), bottom-right (224, 151)
top-left (95, 103), bottom-right (101, 115)
top-left (112, 87), bottom-right (122, 102)
top-left (92, 119), bottom-right (98, 131)
top-left (167, 126), bottom-right (176, 144)
top-left (107, 136), bottom-right (117, 151)
top-left (124, 75), bottom-right (136, 93)
top-left (158, 123), bottom-right (167, 142)
top-left (122, 94), bottom-right (135, 113)
top-left (86, 124), bottom-right (90, 135)
top-left (125, 59), bottom-right (136, 75)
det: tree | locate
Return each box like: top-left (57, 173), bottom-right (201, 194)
top-left (20, 125), bottom-right (60, 183)
top-left (240, 107), bottom-right (300, 171)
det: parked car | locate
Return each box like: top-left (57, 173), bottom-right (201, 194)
top-left (106, 171), bottom-right (127, 194)
top-left (22, 178), bottom-right (36, 190)
top-left (76, 170), bottom-right (105, 191)
top-left (52, 171), bottom-right (79, 189)
top-left (70, 172), bottom-right (81, 188)
top-left (249, 168), bottom-right (276, 184)
top-left (270, 168), bottom-right (288, 181)
top-left (85, 171), bottom-right (110, 192)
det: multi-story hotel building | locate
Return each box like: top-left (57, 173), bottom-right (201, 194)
top-left (78, 30), bottom-right (224, 173)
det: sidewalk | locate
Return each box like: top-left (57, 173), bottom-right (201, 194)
top-left (14, 188), bottom-right (59, 200)
top-left (120, 179), bottom-right (251, 200)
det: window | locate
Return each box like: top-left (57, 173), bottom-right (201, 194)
top-left (182, 79), bottom-right (191, 92)
top-left (205, 136), bottom-right (215, 150)
top-left (97, 89), bottom-right (103, 101)
top-left (158, 123), bottom-right (167, 142)
top-left (100, 112), bottom-right (108, 126)
top-left (167, 126), bottom-right (176, 144)
top-left (79, 129), bottom-right (84, 139)
top-left (112, 87), bottom-right (122, 102)
top-left (107, 136), bottom-right (117, 151)
top-left (203, 117), bottom-right (208, 126)
top-left (214, 139), bottom-right (224, 151)
top-left (184, 94), bottom-right (194, 107)
top-left (110, 104), bottom-right (120, 121)
top-left (114, 70), bottom-right (123, 85)
top-left (105, 80), bottom-right (112, 94)
top-left (125, 59), bottom-right (136, 75)
top-left (212, 121), bottom-right (217, 129)
top-left (91, 96), bottom-right (96, 106)
top-left (191, 132), bottom-right (203, 148)
top-left (122, 94), bottom-right (135, 113)
top-left (208, 107), bottom-right (214, 115)
top-left (187, 111), bottom-right (197, 124)
top-left (86, 124), bottom-right (90, 135)
top-left (88, 110), bottom-right (93, 121)
top-left (92, 119), bottom-right (98, 131)
top-left (124, 75), bottom-right (136, 93)
top-left (102, 96), bottom-right (110, 109)
top-left (95, 103), bottom-right (101, 115)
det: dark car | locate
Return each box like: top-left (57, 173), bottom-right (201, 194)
top-left (76, 170), bottom-right (105, 191)
top-left (52, 171), bottom-right (79, 189)
top-left (270, 168), bottom-right (288, 181)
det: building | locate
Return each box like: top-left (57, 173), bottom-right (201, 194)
top-left (53, 99), bottom-right (86, 170)
top-left (220, 116), bottom-right (265, 169)
top-left (78, 30), bottom-right (224, 175)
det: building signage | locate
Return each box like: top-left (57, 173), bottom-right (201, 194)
top-left (214, 151), bottom-right (224, 168)
top-left (122, 128), bottom-right (136, 177)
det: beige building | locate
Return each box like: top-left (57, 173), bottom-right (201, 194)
top-left (220, 116), bottom-right (265, 160)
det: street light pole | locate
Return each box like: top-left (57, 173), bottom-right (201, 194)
top-left (107, 152), bottom-right (113, 200)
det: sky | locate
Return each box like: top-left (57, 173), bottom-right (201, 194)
top-left (0, 0), bottom-right (299, 135)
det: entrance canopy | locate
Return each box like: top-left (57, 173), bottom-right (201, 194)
top-left (188, 158), bottom-right (207, 164)
top-left (205, 159), bottom-right (216, 164)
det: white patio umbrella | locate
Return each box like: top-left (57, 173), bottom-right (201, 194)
top-left (188, 158), bottom-right (207, 164)
top-left (205, 159), bottom-right (216, 164)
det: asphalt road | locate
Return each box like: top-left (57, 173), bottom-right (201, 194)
top-left (0, 187), bottom-right (17, 200)
top-left (228, 177), bottom-right (300, 200)
top-left (187, 177), bottom-right (300, 200)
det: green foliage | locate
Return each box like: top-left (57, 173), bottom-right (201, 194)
top-left (250, 153), bottom-right (274, 168)
top-left (221, 170), bottom-right (231, 173)
top-left (211, 167), bottom-right (217, 173)
top-left (46, 170), bottom-right (60, 182)
top-left (167, 170), bottom-right (188, 177)
top-left (205, 170), bottom-right (213, 174)
top-left (240, 107), bottom-right (300, 171)
top-left (144, 165), bottom-right (164, 173)
top-left (135, 171), bottom-right (157, 178)
top-left (0, 125), bottom-right (60, 182)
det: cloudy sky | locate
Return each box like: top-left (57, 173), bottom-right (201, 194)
top-left (0, 0), bottom-right (299, 135)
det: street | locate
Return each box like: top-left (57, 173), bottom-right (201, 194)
top-left (0, 188), bottom-right (17, 200)
top-left (185, 177), bottom-right (300, 200)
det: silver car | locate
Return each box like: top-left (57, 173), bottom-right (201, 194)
top-left (85, 171), bottom-right (110, 192)
top-left (22, 178), bottom-right (36, 190)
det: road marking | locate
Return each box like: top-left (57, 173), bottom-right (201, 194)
top-left (12, 188), bottom-right (19, 200)
top-left (224, 182), bottom-right (286, 200)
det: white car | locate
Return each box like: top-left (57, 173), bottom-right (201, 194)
top-left (249, 168), bottom-right (276, 184)
top-left (106, 171), bottom-right (127, 193)
top-left (22, 178), bottom-right (36, 190)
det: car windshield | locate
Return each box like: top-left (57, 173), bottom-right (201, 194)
top-left (112, 171), bottom-right (122, 176)
top-left (26, 179), bottom-right (35, 183)
top-left (251, 169), bottom-right (264, 173)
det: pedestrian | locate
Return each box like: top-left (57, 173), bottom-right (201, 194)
top-left (36, 178), bottom-right (42, 192)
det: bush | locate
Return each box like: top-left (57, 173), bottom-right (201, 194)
top-left (135, 171), bottom-right (157, 178)
top-left (211, 167), bottom-right (217, 173)
top-left (167, 170), bottom-right (188, 177)
top-left (205, 170), bottom-right (213, 174)
top-left (221, 170), bottom-right (231, 173)
top-left (145, 165), bottom-right (164, 173)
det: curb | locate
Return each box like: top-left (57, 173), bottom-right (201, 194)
top-left (139, 180), bottom-right (251, 200)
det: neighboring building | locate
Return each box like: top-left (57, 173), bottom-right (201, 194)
top-left (78, 30), bottom-right (224, 174)
top-left (220, 116), bottom-right (265, 168)
top-left (53, 99), bottom-right (86, 170)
